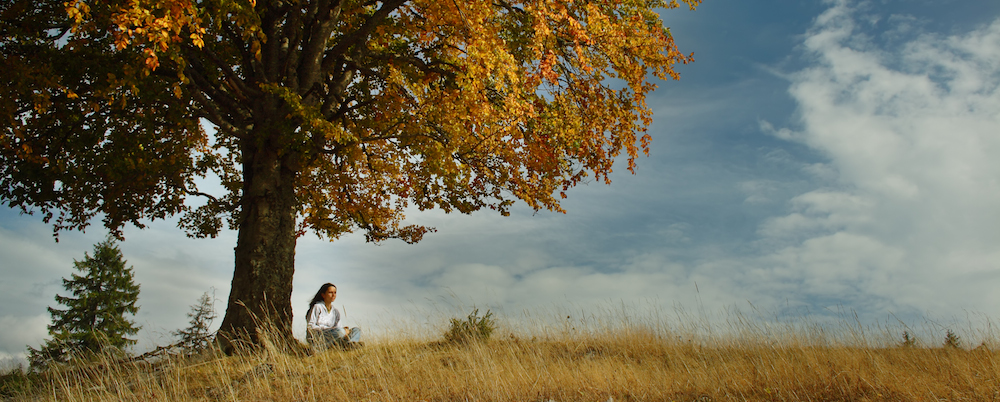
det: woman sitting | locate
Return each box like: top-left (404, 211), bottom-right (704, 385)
top-left (306, 283), bottom-right (362, 349)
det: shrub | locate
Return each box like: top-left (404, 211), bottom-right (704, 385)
top-left (0, 367), bottom-right (35, 399)
top-left (943, 330), bottom-right (962, 349)
top-left (444, 309), bottom-right (495, 344)
top-left (900, 331), bottom-right (916, 347)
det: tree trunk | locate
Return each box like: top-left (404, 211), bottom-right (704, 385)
top-left (216, 105), bottom-right (301, 353)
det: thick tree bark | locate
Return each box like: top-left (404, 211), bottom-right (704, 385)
top-left (216, 100), bottom-right (301, 353)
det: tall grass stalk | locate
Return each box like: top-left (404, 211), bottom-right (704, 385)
top-left (5, 306), bottom-right (999, 401)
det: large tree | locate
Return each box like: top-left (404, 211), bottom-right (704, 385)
top-left (1, 0), bottom-right (699, 349)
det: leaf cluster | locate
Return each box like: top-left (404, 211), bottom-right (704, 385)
top-left (1, 0), bottom-right (217, 239)
top-left (2, 0), bottom-right (701, 244)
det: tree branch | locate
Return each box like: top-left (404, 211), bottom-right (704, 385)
top-left (297, 0), bottom-right (344, 95)
top-left (323, 0), bottom-right (408, 64)
top-left (184, 63), bottom-right (250, 127)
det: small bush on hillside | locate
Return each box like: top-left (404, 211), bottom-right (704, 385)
top-left (900, 331), bottom-right (916, 347)
top-left (0, 367), bottom-right (35, 399)
top-left (943, 330), bottom-right (962, 349)
top-left (444, 309), bottom-right (495, 344)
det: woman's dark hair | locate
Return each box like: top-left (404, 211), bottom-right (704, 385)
top-left (306, 283), bottom-right (336, 321)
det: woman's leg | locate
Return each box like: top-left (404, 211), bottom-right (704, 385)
top-left (347, 327), bottom-right (362, 343)
top-left (329, 326), bottom-right (347, 343)
top-left (314, 327), bottom-right (360, 348)
top-left (308, 329), bottom-right (335, 350)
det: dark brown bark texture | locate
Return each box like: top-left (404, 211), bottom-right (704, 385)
top-left (217, 101), bottom-right (300, 350)
top-left (209, 5), bottom-right (311, 350)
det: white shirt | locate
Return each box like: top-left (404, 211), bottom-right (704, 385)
top-left (307, 303), bottom-right (341, 331)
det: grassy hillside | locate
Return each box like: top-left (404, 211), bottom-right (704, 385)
top-left (3, 310), bottom-right (998, 401)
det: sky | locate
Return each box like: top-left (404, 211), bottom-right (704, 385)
top-left (2, 0), bottom-right (1000, 364)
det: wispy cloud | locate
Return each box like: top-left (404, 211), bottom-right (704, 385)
top-left (757, 0), bottom-right (1000, 318)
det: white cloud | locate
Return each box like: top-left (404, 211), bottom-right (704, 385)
top-left (758, 1), bottom-right (1000, 319)
top-left (0, 314), bottom-right (49, 364)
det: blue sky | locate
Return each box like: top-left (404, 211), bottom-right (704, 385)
top-left (3, 0), bottom-right (1000, 363)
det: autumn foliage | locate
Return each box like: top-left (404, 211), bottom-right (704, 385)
top-left (1, 0), bottom-right (699, 346)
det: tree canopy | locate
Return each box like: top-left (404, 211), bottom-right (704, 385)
top-left (1, 0), bottom-right (699, 349)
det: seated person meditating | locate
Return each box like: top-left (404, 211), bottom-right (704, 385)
top-left (306, 283), bottom-right (362, 349)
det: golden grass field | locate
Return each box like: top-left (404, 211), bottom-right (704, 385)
top-left (3, 308), bottom-right (999, 401)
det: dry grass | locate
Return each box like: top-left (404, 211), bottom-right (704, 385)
top-left (5, 311), bottom-right (1000, 401)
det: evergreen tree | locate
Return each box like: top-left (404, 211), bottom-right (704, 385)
top-left (172, 291), bottom-right (217, 354)
top-left (27, 239), bottom-right (141, 369)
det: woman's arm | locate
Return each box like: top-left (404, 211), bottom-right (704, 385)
top-left (306, 305), bottom-right (323, 330)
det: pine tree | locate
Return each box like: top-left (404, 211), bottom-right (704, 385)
top-left (172, 291), bottom-right (217, 354)
top-left (27, 238), bottom-right (141, 369)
